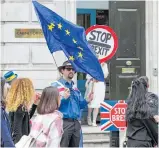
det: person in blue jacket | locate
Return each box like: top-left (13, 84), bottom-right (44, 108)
top-left (1, 77), bottom-right (15, 147)
top-left (52, 61), bottom-right (92, 147)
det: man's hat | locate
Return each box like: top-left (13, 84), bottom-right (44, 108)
top-left (58, 61), bottom-right (73, 72)
top-left (4, 71), bottom-right (18, 83)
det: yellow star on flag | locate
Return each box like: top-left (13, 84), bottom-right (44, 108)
top-left (57, 23), bottom-right (62, 30)
top-left (48, 25), bottom-right (53, 31)
top-left (73, 38), bottom-right (77, 44)
top-left (77, 46), bottom-right (83, 50)
top-left (48, 23), bottom-right (55, 31)
top-left (51, 23), bottom-right (55, 27)
top-left (65, 29), bottom-right (70, 36)
top-left (69, 56), bottom-right (75, 61)
top-left (78, 52), bottom-right (83, 58)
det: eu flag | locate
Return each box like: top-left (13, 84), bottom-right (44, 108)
top-left (33, 1), bottom-right (104, 81)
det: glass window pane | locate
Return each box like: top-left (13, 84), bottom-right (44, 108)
top-left (77, 14), bottom-right (91, 30)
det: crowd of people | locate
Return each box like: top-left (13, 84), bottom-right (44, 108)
top-left (1, 61), bottom-right (93, 148)
top-left (1, 61), bottom-right (158, 148)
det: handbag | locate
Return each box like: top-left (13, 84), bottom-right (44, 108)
top-left (15, 128), bottom-right (43, 148)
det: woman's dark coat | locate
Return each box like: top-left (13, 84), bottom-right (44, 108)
top-left (9, 104), bottom-right (37, 144)
top-left (126, 92), bottom-right (158, 147)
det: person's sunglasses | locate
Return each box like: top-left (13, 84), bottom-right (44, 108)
top-left (65, 67), bottom-right (75, 71)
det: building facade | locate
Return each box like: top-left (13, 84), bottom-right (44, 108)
top-left (1, 0), bottom-right (159, 147)
top-left (1, 0), bottom-right (76, 91)
top-left (1, 0), bottom-right (159, 94)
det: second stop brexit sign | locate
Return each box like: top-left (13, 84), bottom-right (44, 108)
top-left (100, 100), bottom-right (127, 131)
top-left (86, 25), bottom-right (118, 63)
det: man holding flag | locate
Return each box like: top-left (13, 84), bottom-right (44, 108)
top-left (33, 1), bottom-right (105, 147)
top-left (52, 60), bottom-right (92, 147)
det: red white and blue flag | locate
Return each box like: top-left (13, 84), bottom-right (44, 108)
top-left (100, 100), bottom-right (127, 131)
top-left (51, 81), bottom-right (79, 96)
top-left (51, 81), bottom-right (66, 96)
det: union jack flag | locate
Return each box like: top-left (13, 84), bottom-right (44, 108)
top-left (51, 81), bottom-right (79, 96)
top-left (100, 100), bottom-right (127, 131)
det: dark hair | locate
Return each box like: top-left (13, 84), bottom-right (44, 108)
top-left (126, 76), bottom-right (152, 121)
top-left (1, 77), bottom-right (6, 107)
top-left (37, 86), bottom-right (59, 115)
top-left (138, 76), bottom-right (149, 88)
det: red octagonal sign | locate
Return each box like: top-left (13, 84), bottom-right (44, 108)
top-left (110, 103), bottom-right (127, 128)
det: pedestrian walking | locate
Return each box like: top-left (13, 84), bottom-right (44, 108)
top-left (51, 60), bottom-right (93, 147)
top-left (126, 76), bottom-right (158, 147)
top-left (1, 77), bottom-right (15, 147)
top-left (6, 78), bottom-right (38, 144)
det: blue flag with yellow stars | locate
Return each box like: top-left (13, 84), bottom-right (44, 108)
top-left (33, 1), bottom-right (104, 81)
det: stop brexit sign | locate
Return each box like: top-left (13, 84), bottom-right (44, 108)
top-left (100, 100), bottom-right (127, 131)
top-left (86, 25), bottom-right (118, 63)
top-left (110, 102), bottom-right (127, 128)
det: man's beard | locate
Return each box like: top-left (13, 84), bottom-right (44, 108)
top-left (68, 73), bottom-right (74, 79)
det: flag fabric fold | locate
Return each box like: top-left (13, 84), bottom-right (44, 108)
top-left (33, 1), bottom-right (104, 81)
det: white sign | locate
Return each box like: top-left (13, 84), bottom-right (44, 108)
top-left (86, 25), bottom-right (118, 63)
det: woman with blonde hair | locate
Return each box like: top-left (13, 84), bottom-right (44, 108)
top-left (6, 78), bottom-right (38, 144)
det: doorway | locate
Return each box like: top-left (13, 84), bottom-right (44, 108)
top-left (77, 9), bottom-right (110, 124)
top-left (77, 1), bottom-right (145, 127)
top-left (109, 1), bottom-right (145, 147)
top-left (77, 1), bottom-right (146, 147)
top-left (77, 9), bottom-right (96, 98)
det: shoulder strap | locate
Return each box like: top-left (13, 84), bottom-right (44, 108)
top-left (29, 128), bottom-right (43, 147)
top-left (141, 120), bottom-right (158, 146)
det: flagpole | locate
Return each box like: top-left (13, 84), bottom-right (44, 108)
top-left (51, 54), bottom-right (61, 78)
